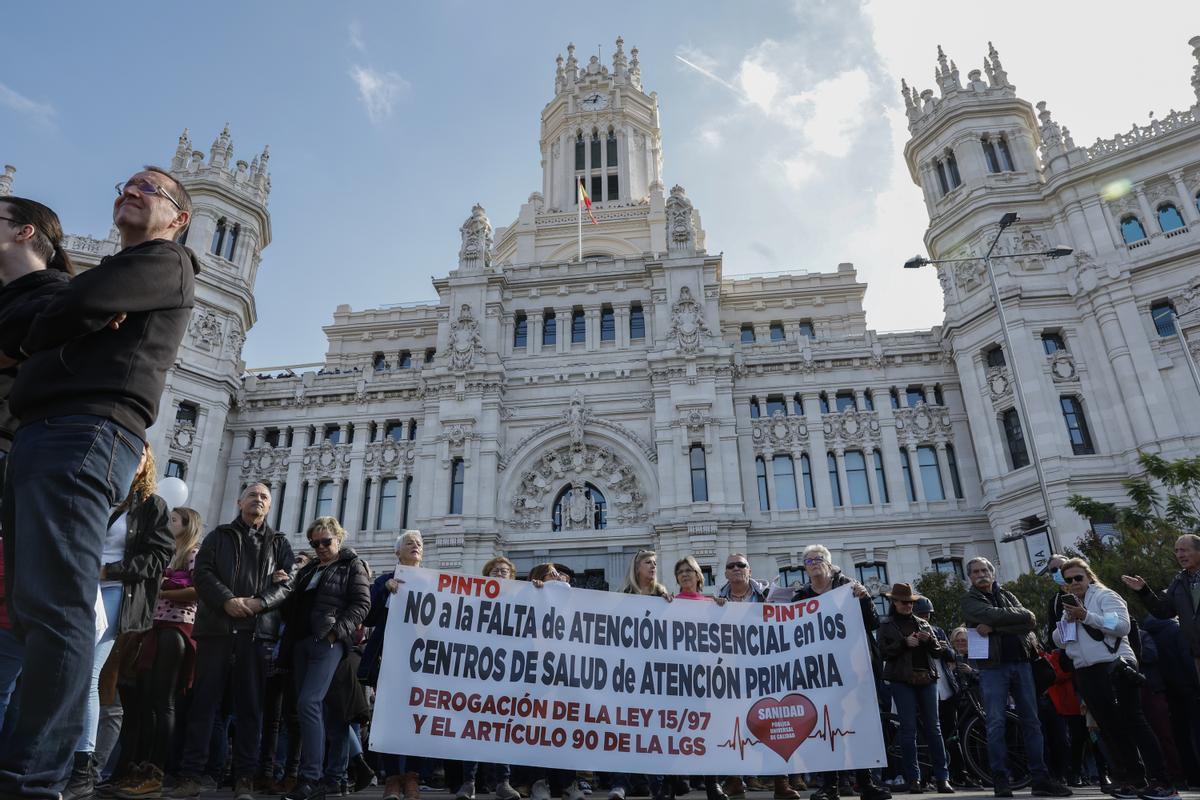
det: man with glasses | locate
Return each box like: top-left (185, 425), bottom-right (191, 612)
top-left (961, 557), bottom-right (1072, 799)
top-left (170, 484), bottom-right (295, 800)
top-left (0, 168), bottom-right (198, 799)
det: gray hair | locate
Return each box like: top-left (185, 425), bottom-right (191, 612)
top-left (965, 556), bottom-right (995, 576)
top-left (802, 544), bottom-right (832, 565)
top-left (396, 529), bottom-right (423, 552)
top-left (239, 482), bottom-right (270, 500)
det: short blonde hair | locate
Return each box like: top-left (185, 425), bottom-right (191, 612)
top-left (306, 516), bottom-right (346, 541)
top-left (482, 556), bottom-right (515, 578)
top-left (949, 626), bottom-right (968, 643)
top-left (674, 555), bottom-right (705, 588)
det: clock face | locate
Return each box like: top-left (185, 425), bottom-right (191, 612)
top-left (580, 93), bottom-right (609, 111)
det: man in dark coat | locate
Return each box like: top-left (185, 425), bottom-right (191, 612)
top-left (170, 484), bottom-right (294, 800)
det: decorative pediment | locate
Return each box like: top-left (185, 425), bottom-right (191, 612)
top-left (509, 442), bottom-right (648, 529)
top-left (498, 393), bottom-right (656, 470)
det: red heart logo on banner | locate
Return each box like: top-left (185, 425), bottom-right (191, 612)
top-left (746, 694), bottom-right (819, 762)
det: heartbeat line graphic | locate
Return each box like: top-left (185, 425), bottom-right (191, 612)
top-left (718, 705), bottom-right (856, 759)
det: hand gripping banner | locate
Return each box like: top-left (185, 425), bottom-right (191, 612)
top-left (371, 568), bottom-right (886, 774)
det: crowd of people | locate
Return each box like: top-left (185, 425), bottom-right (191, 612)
top-left (0, 176), bottom-right (1199, 800)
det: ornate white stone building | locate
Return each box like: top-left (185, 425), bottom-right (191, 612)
top-left (7, 36), bottom-right (1200, 597)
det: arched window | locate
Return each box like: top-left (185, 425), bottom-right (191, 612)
top-left (1120, 215), bottom-right (1147, 244)
top-left (211, 218), bottom-right (227, 255)
top-left (372, 351), bottom-right (387, 370)
top-left (590, 130), bottom-right (602, 167)
top-left (552, 482), bottom-right (607, 531)
top-left (945, 150), bottom-right (961, 187)
top-left (224, 222), bottom-right (240, 260)
top-left (629, 303), bottom-right (645, 340)
top-left (1157, 204), bottom-right (1185, 233)
top-left (934, 159), bottom-right (950, 195)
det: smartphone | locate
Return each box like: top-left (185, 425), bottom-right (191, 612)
top-left (1062, 594), bottom-right (1079, 607)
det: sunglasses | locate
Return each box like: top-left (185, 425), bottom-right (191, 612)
top-left (115, 178), bottom-right (183, 210)
top-left (309, 537), bottom-right (335, 549)
top-left (726, 562), bottom-right (748, 570)
top-left (803, 557), bottom-right (826, 566)
top-left (1064, 574), bottom-right (1088, 583)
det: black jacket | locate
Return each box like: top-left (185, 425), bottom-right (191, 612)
top-left (0, 270), bottom-right (70, 449)
top-left (10, 240), bottom-right (199, 440)
top-left (359, 572), bottom-right (396, 687)
top-left (104, 493), bottom-right (174, 634)
top-left (284, 547), bottom-right (371, 646)
top-left (193, 516), bottom-right (294, 640)
top-left (1136, 571), bottom-right (1200, 658)
top-left (878, 613), bottom-right (947, 684)
top-left (793, 568), bottom-right (883, 679)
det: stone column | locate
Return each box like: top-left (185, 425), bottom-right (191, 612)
top-left (833, 448), bottom-right (850, 508)
top-left (529, 312), bottom-right (543, 355)
top-left (906, 447), bottom-right (926, 503)
top-left (585, 305), bottom-right (600, 351)
top-left (301, 478), bottom-right (319, 529)
top-left (802, 395), bottom-right (833, 511)
top-left (615, 306), bottom-right (630, 349)
top-left (365, 476), bottom-right (382, 532)
top-left (1170, 170), bottom-right (1200, 224)
top-left (865, 445), bottom-right (883, 510)
top-left (556, 307), bottom-right (570, 353)
top-left (1134, 185), bottom-right (1157, 236)
top-left (934, 442), bottom-right (954, 502)
top-left (281, 427), bottom-right (311, 534)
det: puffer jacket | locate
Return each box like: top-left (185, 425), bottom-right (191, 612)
top-left (103, 493), bottom-right (174, 634)
top-left (961, 583), bottom-right (1037, 667)
top-left (284, 547), bottom-right (371, 646)
top-left (878, 613), bottom-right (946, 684)
top-left (193, 516), bottom-right (294, 640)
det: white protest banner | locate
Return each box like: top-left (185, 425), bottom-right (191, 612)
top-left (371, 568), bottom-right (886, 775)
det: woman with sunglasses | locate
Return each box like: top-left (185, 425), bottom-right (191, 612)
top-left (1052, 558), bottom-right (1174, 800)
top-left (281, 517), bottom-right (371, 800)
top-left (792, 544), bottom-right (891, 800)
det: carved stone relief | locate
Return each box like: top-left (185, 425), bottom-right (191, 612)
top-left (364, 439), bottom-right (414, 478)
top-left (821, 408), bottom-right (881, 449)
top-left (301, 442), bottom-right (352, 478)
top-left (667, 285), bottom-right (708, 355)
top-left (893, 402), bottom-right (953, 444)
top-left (240, 445), bottom-right (289, 481)
top-left (510, 441), bottom-right (648, 528)
top-left (448, 303), bottom-right (482, 372)
top-left (1048, 350), bottom-right (1077, 382)
top-left (750, 411), bottom-right (809, 454)
top-left (986, 366), bottom-right (1013, 402)
top-left (190, 310), bottom-right (223, 351)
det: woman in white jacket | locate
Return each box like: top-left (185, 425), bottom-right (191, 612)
top-left (1051, 558), bottom-right (1174, 800)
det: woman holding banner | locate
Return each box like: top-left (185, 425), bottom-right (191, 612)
top-left (877, 583), bottom-right (954, 794)
top-left (620, 550), bottom-right (672, 600)
top-left (362, 531), bottom-right (425, 800)
top-left (792, 545), bottom-right (892, 800)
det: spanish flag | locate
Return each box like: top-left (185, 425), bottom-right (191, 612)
top-left (578, 179), bottom-right (599, 225)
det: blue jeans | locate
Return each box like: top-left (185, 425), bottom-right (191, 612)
top-left (978, 662), bottom-right (1048, 783)
top-left (0, 626), bottom-right (25, 737)
top-left (0, 415), bottom-right (142, 797)
top-left (79, 585), bottom-right (122, 753)
top-left (889, 681), bottom-right (949, 782)
top-left (293, 636), bottom-right (345, 783)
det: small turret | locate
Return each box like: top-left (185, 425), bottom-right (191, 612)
top-left (171, 129), bottom-right (192, 172)
top-left (0, 165), bottom-right (14, 197)
top-left (209, 124), bottom-right (233, 169)
top-left (935, 46), bottom-right (961, 94)
top-left (1190, 35), bottom-right (1200, 105)
top-left (986, 42), bottom-right (1010, 89)
top-left (565, 43), bottom-right (579, 82)
top-left (555, 53), bottom-right (566, 94)
top-left (613, 36), bottom-right (628, 79)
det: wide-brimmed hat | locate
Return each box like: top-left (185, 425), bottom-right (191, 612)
top-left (882, 582), bottom-right (924, 602)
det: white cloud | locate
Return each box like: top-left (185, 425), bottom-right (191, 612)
top-left (0, 81), bottom-right (55, 127)
top-left (349, 66), bottom-right (410, 123)
top-left (737, 59), bottom-right (780, 112)
top-left (795, 68), bottom-right (871, 158)
top-left (698, 128), bottom-right (723, 148)
top-left (348, 20), bottom-right (366, 53)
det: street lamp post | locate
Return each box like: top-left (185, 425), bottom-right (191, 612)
top-left (905, 213), bottom-right (1073, 554)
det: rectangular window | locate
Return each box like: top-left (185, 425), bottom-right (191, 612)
top-left (543, 311), bottom-right (557, 346)
top-left (749, 398), bottom-right (760, 419)
top-left (819, 393), bottom-right (830, 414)
top-left (899, 447), bottom-right (916, 501)
top-left (398, 351), bottom-right (412, 369)
top-left (1003, 409), bottom-right (1030, 469)
top-left (1150, 301), bottom-right (1177, 337)
top-left (863, 390), bottom-right (875, 411)
top-left (424, 348), bottom-right (436, 365)
top-left (890, 388), bottom-right (901, 409)
top-left (835, 391), bottom-right (856, 412)
top-left (273, 482), bottom-right (286, 530)
top-left (401, 475), bottom-right (414, 528)
top-left (360, 478), bottom-right (372, 531)
top-left (449, 458), bottom-right (465, 514)
top-left (905, 386), bottom-right (926, 407)
top-left (740, 324), bottom-right (755, 344)
top-left (606, 173), bottom-right (619, 201)
top-left (590, 135), bottom-right (601, 166)
top-left (165, 459), bottom-right (187, 480)
top-left (1041, 332), bottom-right (1066, 355)
top-left (629, 304), bottom-right (645, 339)
top-left (606, 132), bottom-right (618, 167)
top-left (263, 428), bottom-right (280, 448)
top-left (798, 320), bottom-right (815, 339)
top-left (773, 455), bottom-right (799, 511)
top-left (856, 562), bottom-right (890, 617)
top-left (932, 557), bottom-right (965, 579)
top-left (985, 346), bottom-right (1006, 368)
top-left (755, 457), bottom-right (770, 511)
top-left (827, 452), bottom-right (842, 507)
top-left (689, 445), bottom-right (708, 502)
top-left (779, 567), bottom-right (811, 589)
top-left (792, 393), bottom-right (804, 416)
top-left (873, 451), bottom-right (889, 503)
top-left (315, 480), bottom-right (335, 518)
top-left (377, 477), bottom-right (397, 530)
top-left (591, 175), bottom-right (602, 203)
top-left (946, 444), bottom-right (964, 498)
top-left (1060, 396), bottom-right (1096, 455)
top-left (600, 305), bottom-right (615, 342)
top-left (769, 322), bottom-right (785, 341)
top-left (324, 425), bottom-right (341, 445)
top-left (917, 445), bottom-right (945, 501)
top-left (571, 307), bottom-right (586, 344)
top-left (575, 137), bottom-right (585, 171)
top-left (514, 313), bottom-right (528, 348)
top-left (845, 450), bottom-right (871, 505)
top-left (764, 394), bottom-right (787, 417)
top-left (800, 453), bottom-right (816, 509)
top-left (175, 402), bottom-right (198, 426)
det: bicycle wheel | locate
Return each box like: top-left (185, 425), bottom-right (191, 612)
top-left (959, 712), bottom-right (1032, 789)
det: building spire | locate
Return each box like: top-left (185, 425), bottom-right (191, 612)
top-left (613, 35), bottom-right (628, 78)
top-left (0, 165), bottom-right (14, 197)
top-left (171, 128), bottom-right (192, 171)
top-left (1190, 35), bottom-right (1200, 104)
top-left (629, 45), bottom-right (642, 89)
top-left (986, 41), bottom-right (1009, 88)
top-left (565, 42), bottom-right (578, 82)
top-left (935, 45), bottom-right (961, 94)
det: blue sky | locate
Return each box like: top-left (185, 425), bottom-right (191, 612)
top-left (4, 1), bottom-right (1199, 367)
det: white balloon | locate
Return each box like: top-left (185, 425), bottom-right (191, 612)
top-left (157, 476), bottom-right (190, 510)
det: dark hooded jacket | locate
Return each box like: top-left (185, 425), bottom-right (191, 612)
top-left (10, 239), bottom-right (199, 440)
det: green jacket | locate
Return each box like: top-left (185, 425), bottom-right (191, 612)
top-left (960, 584), bottom-right (1037, 667)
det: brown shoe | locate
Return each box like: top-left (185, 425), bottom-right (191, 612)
top-left (723, 779), bottom-right (746, 800)
top-left (773, 778), bottom-right (801, 800)
top-left (745, 779), bottom-right (771, 792)
top-left (383, 776), bottom-right (404, 800)
top-left (116, 767), bottom-right (165, 799)
top-left (789, 778), bottom-right (807, 793)
top-left (403, 772), bottom-right (420, 800)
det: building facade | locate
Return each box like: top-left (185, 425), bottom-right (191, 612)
top-left (8, 36), bottom-right (1200, 598)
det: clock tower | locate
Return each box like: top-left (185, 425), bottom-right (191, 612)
top-left (540, 38), bottom-right (664, 212)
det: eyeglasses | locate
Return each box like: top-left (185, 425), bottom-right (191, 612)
top-left (803, 557), bottom-right (826, 566)
top-left (489, 568), bottom-right (513, 578)
top-left (1064, 574), bottom-right (1088, 583)
top-left (115, 178), bottom-right (183, 210)
top-left (309, 537), bottom-right (335, 549)
top-left (0, 216), bottom-right (21, 226)
top-left (726, 562), bottom-right (748, 570)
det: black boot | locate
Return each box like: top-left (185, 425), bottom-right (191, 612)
top-left (703, 778), bottom-right (726, 800)
top-left (63, 752), bottom-right (96, 800)
top-left (349, 754), bottom-right (376, 793)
